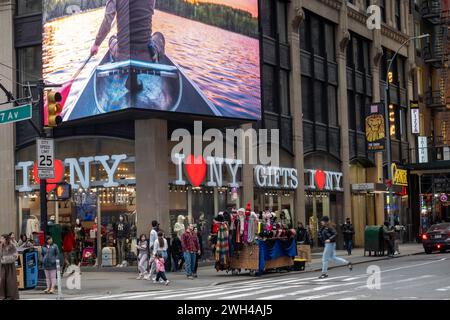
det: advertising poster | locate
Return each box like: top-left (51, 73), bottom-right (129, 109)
top-left (43, 0), bottom-right (261, 122)
top-left (365, 103), bottom-right (386, 152)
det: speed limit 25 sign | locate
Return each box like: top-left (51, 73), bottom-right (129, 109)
top-left (36, 138), bottom-right (55, 179)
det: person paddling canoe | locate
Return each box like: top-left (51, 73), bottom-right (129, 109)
top-left (90, 0), bottom-right (165, 91)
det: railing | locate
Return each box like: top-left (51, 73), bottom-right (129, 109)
top-left (421, 0), bottom-right (442, 20)
top-left (408, 144), bottom-right (450, 165)
top-left (424, 90), bottom-right (447, 107)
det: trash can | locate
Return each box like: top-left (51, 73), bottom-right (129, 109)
top-left (24, 249), bottom-right (38, 289)
top-left (16, 248), bottom-right (38, 290)
top-left (364, 226), bottom-right (384, 256)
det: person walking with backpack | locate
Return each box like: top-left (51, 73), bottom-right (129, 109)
top-left (341, 218), bottom-right (355, 255)
top-left (318, 216), bottom-right (352, 279)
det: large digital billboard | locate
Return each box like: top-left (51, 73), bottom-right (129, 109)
top-left (43, 0), bottom-right (261, 122)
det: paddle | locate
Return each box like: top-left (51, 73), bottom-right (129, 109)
top-left (59, 54), bottom-right (93, 107)
top-left (44, 54), bottom-right (92, 125)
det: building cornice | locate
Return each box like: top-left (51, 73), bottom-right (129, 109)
top-left (347, 5), bottom-right (367, 26)
top-left (381, 24), bottom-right (409, 44)
top-left (317, 0), bottom-right (342, 11)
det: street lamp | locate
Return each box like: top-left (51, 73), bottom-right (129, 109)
top-left (384, 33), bottom-right (430, 226)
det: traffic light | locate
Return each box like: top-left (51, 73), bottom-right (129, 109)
top-left (55, 183), bottom-right (71, 200)
top-left (388, 71), bottom-right (393, 84)
top-left (47, 90), bottom-right (63, 127)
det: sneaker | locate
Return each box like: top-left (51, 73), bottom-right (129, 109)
top-left (165, 280), bottom-right (170, 286)
top-left (48, 288), bottom-right (55, 294)
top-left (318, 274), bottom-right (328, 279)
top-left (348, 262), bottom-right (353, 271)
top-left (116, 264), bottom-right (122, 268)
top-left (152, 277), bottom-right (156, 281)
top-left (187, 276), bottom-right (194, 280)
top-left (144, 274), bottom-right (151, 280)
top-left (43, 289), bottom-right (49, 294)
top-left (159, 279), bottom-right (164, 283)
top-left (152, 279), bottom-right (157, 284)
top-left (136, 274), bottom-right (143, 280)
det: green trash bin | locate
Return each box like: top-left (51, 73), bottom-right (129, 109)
top-left (364, 226), bottom-right (384, 256)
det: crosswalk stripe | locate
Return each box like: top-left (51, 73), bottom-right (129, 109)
top-left (339, 295), bottom-right (369, 300)
top-left (186, 286), bottom-right (265, 300)
top-left (313, 275), bottom-right (352, 282)
top-left (296, 290), bottom-right (352, 300)
top-left (218, 284), bottom-right (304, 300)
top-left (436, 286), bottom-right (450, 291)
top-left (257, 281), bottom-right (361, 300)
top-left (152, 287), bottom-right (231, 300)
top-left (236, 276), bottom-right (317, 286)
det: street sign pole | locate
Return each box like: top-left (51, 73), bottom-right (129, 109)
top-left (38, 80), bottom-right (48, 233)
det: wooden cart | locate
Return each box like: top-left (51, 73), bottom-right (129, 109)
top-left (229, 243), bottom-right (294, 276)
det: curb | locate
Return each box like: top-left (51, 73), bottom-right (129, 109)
top-left (212, 250), bottom-right (424, 286)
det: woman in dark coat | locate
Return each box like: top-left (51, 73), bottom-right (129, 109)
top-left (193, 226), bottom-right (203, 277)
top-left (0, 234), bottom-right (19, 300)
top-left (41, 236), bottom-right (60, 294)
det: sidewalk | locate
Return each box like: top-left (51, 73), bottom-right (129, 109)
top-left (19, 243), bottom-right (424, 298)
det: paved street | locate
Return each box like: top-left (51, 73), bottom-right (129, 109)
top-left (19, 244), bottom-right (450, 300)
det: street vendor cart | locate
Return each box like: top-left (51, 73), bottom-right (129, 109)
top-left (229, 238), bottom-right (297, 276)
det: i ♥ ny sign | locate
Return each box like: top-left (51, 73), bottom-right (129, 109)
top-left (173, 154), bottom-right (241, 188)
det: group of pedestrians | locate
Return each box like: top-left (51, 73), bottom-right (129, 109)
top-left (135, 221), bottom-right (203, 284)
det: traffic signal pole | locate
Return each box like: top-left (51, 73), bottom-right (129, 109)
top-left (37, 80), bottom-right (48, 233)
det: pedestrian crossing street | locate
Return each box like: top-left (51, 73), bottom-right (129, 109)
top-left (35, 270), bottom-right (450, 300)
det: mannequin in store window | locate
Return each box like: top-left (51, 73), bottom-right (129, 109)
top-left (73, 218), bottom-right (85, 265)
top-left (115, 214), bottom-right (130, 267)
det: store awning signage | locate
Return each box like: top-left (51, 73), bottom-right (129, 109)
top-left (305, 169), bottom-right (343, 191)
top-left (351, 183), bottom-right (403, 193)
top-left (254, 165), bottom-right (298, 189)
top-left (16, 154), bottom-right (129, 192)
top-left (392, 163), bottom-right (408, 186)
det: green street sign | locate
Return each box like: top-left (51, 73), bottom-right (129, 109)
top-left (0, 104), bottom-right (32, 124)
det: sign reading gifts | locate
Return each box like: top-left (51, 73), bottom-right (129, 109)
top-left (16, 154), bottom-right (128, 192)
top-left (173, 153), bottom-right (299, 189)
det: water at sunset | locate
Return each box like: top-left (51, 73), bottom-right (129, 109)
top-left (43, 8), bottom-right (261, 120)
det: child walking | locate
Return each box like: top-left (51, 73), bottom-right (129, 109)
top-left (154, 252), bottom-right (169, 286)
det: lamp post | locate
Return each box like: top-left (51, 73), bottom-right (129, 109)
top-left (384, 33), bottom-right (430, 226)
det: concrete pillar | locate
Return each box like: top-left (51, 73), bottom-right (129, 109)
top-left (288, 0), bottom-right (306, 224)
top-left (0, 0), bottom-right (17, 235)
top-left (371, 24), bottom-right (385, 225)
top-left (241, 123), bottom-right (254, 209)
top-left (135, 119), bottom-right (169, 236)
top-left (336, 5), bottom-right (352, 221)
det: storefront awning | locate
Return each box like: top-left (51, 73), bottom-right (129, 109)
top-left (351, 183), bottom-right (403, 194)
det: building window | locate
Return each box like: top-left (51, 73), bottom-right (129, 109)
top-left (302, 76), bottom-right (313, 121)
top-left (348, 91), bottom-right (356, 130)
top-left (16, 0), bottom-right (42, 16)
top-left (347, 33), bottom-right (371, 74)
top-left (263, 65), bottom-right (276, 113)
top-left (395, 0), bottom-right (402, 31)
top-left (380, 0), bottom-right (386, 23)
top-left (279, 70), bottom-right (290, 116)
top-left (277, 1), bottom-right (287, 43)
top-left (328, 86), bottom-right (338, 126)
top-left (17, 46), bottom-right (42, 98)
top-left (301, 11), bottom-right (335, 60)
top-left (262, 0), bottom-right (275, 38)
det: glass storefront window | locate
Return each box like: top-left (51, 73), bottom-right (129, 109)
top-left (17, 0), bottom-right (42, 16)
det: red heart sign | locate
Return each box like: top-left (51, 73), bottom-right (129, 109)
top-left (315, 169), bottom-right (326, 191)
top-left (33, 159), bottom-right (64, 193)
top-left (185, 155), bottom-right (206, 187)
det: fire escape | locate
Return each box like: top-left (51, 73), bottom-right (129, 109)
top-left (422, 0), bottom-right (450, 159)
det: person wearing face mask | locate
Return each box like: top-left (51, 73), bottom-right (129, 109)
top-left (115, 215), bottom-right (130, 267)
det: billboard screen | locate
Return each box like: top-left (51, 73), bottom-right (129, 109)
top-left (42, 0), bottom-right (261, 122)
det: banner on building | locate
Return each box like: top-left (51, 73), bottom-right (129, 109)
top-left (366, 103), bottom-right (386, 152)
top-left (418, 136), bottom-right (428, 163)
top-left (410, 101), bottom-right (420, 134)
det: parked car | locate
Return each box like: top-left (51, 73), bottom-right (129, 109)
top-left (421, 223), bottom-right (450, 254)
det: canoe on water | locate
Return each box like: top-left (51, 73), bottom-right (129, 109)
top-left (63, 50), bottom-right (221, 121)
